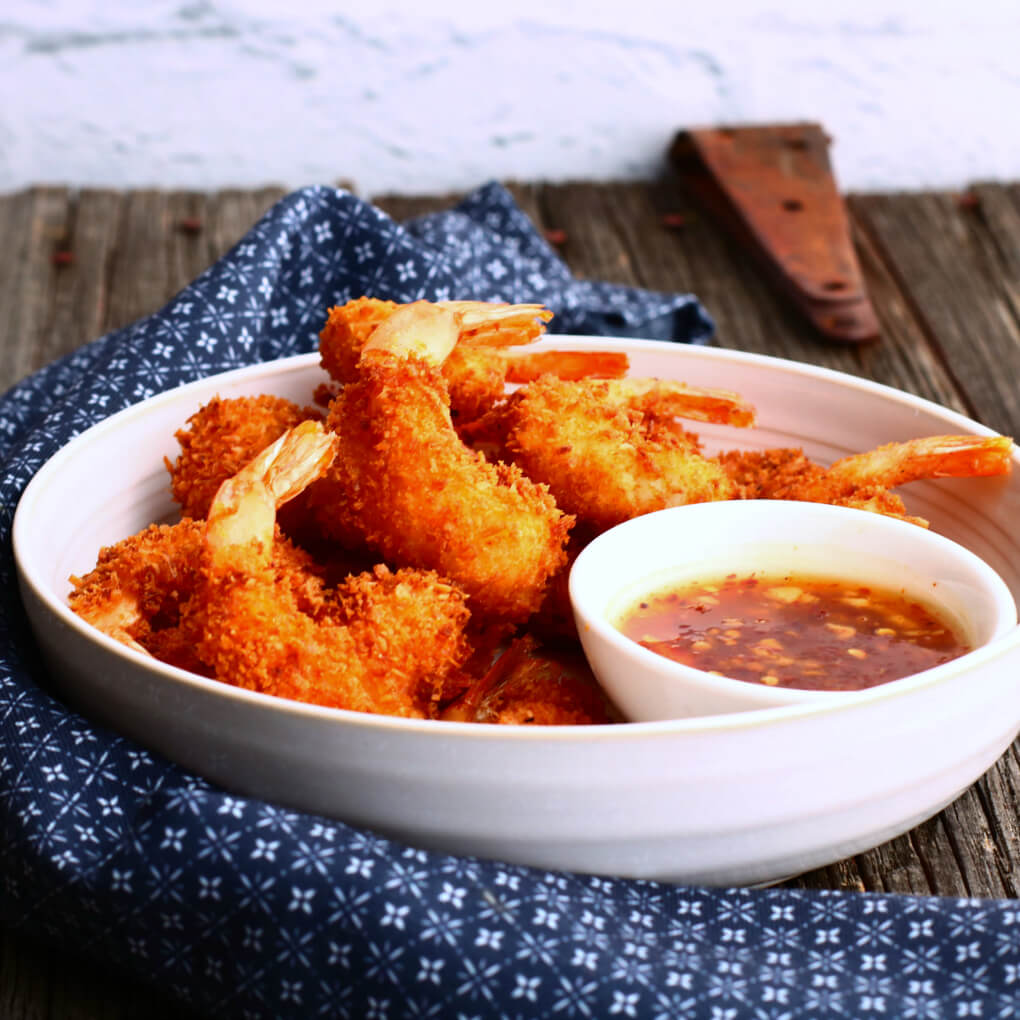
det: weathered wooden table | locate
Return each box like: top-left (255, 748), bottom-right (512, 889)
top-left (2, 176), bottom-right (1019, 1017)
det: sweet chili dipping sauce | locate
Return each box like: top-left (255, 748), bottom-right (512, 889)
top-left (616, 573), bottom-right (971, 691)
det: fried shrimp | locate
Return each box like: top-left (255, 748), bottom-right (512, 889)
top-left (441, 637), bottom-right (619, 725)
top-left (319, 296), bottom-right (552, 382)
top-left (314, 302), bottom-right (574, 625)
top-left (69, 519), bottom-right (208, 667)
top-left (463, 375), bottom-right (752, 537)
top-left (598, 378), bottom-right (756, 428)
top-left (168, 394), bottom-right (321, 520)
top-left (320, 296), bottom-right (552, 427)
top-left (718, 434), bottom-right (1014, 525)
top-left (319, 296), bottom-right (627, 426)
top-left (822, 434), bottom-right (1014, 488)
top-left (443, 345), bottom-right (631, 426)
top-left (68, 514), bottom-right (330, 673)
top-left (195, 420), bottom-right (471, 716)
top-left (71, 283), bottom-right (1019, 730)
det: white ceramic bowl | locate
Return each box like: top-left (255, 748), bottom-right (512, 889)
top-left (13, 339), bottom-right (1020, 887)
top-left (570, 500), bottom-right (1017, 720)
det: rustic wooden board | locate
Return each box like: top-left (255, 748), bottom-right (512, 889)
top-left (851, 189), bottom-right (1020, 438)
top-left (2, 177), bottom-right (1019, 1017)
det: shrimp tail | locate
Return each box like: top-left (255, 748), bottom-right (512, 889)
top-left (320, 297), bottom-right (553, 384)
top-left (361, 301), bottom-right (460, 366)
top-left (826, 434), bottom-right (1014, 489)
top-left (605, 378), bottom-right (757, 428)
top-left (437, 301), bottom-right (553, 348)
top-left (504, 349), bottom-right (630, 383)
top-left (207, 421), bottom-right (337, 572)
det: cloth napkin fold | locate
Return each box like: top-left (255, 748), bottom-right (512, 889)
top-left (1, 184), bottom-right (1017, 1020)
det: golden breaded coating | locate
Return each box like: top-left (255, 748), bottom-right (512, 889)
top-left (443, 344), bottom-right (511, 425)
top-left (442, 637), bottom-right (619, 725)
top-left (321, 350), bottom-right (573, 625)
top-left (319, 296), bottom-right (398, 383)
top-left (319, 297), bottom-right (552, 382)
top-left (168, 394), bottom-right (321, 519)
top-left (717, 435), bottom-right (1014, 527)
top-left (69, 519), bottom-right (208, 671)
top-left (190, 420), bottom-right (471, 716)
top-left (471, 376), bottom-right (735, 537)
top-left (320, 296), bottom-right (561, 426)
top-left (68, 517), bottom-right (336, 674)
top-left (197, 562), bottom-right (470, 717)
top-left (444, 347), bottom-right (631, 428)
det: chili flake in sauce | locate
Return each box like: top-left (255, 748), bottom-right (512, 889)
top-left (616, 573), bottom-right (970, 691)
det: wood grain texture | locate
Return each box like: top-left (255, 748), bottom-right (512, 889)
top-left (850, 190), bottom-right (1020, 437)
top-left (1, 177), bottom-right (1019, 1016)
top-left (0, 187), bottom-right (72, 388)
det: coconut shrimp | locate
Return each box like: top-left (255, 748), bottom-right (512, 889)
top-left (69, 519), bottom-right (209, 667)
top-left (69, 515), bottom-right (330, 674)
top-left (168, 394), bottom-right (321, 520)
top-left (195, 419), bottom-right (472, 716)
top-left (462, 375), bottom-right (755, 538)
top-left (319, 296), bottom-right (628, 425)
top-left (718, 434), bottom-right (1014, 525)
top-left (319, 296), bottom-right (553, 381)
top-left (441, 637), bottom-right (619, 725)
top-left (443, 344), bottom-right (631, 426)
top-left (310, 301), bottom-right (574, 626)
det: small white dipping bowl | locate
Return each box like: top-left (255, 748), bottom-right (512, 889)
top-left (570, 500), bottom-right (1017, 721)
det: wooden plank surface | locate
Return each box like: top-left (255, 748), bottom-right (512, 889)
top-left (2, 175), bottom-right (1020, 1016)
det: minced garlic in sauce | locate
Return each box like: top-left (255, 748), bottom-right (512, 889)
top-left (616, 573), bottom-right (970, 691)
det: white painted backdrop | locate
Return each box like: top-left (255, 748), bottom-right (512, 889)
top-left (2, 0), bottom-right (1018, 195)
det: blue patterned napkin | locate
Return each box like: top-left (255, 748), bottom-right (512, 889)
top-left (2, 184), bottom-right (1018, 1020)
